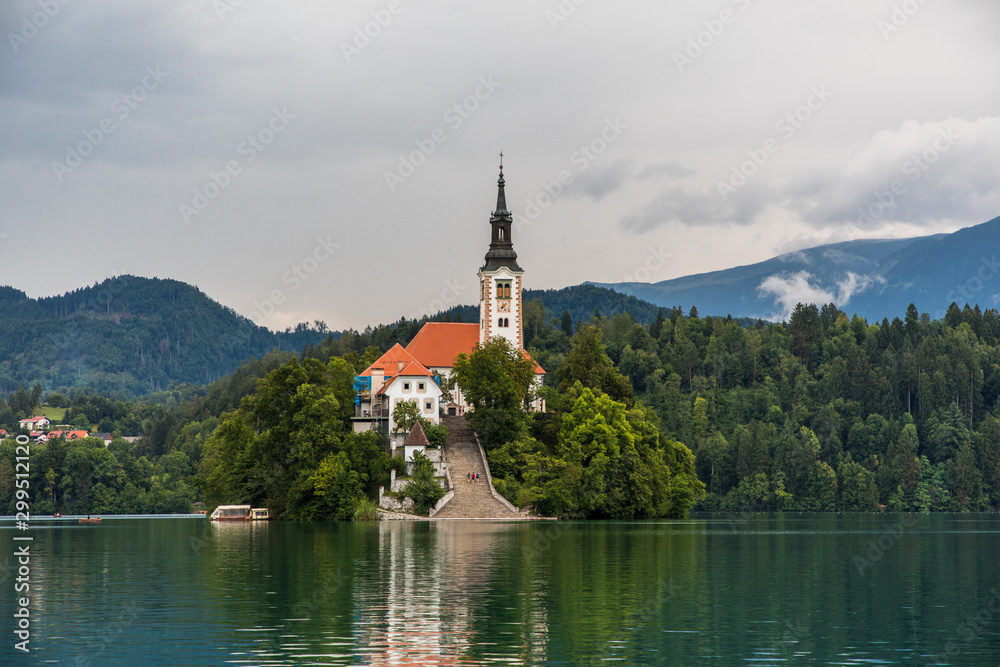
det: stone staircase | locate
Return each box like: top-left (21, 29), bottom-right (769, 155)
top-left (433, 416), bottom-right (520, 519)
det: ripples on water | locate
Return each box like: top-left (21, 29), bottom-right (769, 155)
top-left (4, 514), bottom-right (1000, 665)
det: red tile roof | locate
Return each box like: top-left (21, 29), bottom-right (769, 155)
top-left (524, 351), bottom-right (546, 375)
top-left (360, 343), bottom-right (427, 376)
top-left (405, 322), bottom-right (545, 373)
top-left (405, 322), bottom-right (479, 368)
top-left (361, 343), bottom-right (437, 392)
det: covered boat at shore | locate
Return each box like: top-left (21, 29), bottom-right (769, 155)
top-left (209, 505), bottom-right (269, 521)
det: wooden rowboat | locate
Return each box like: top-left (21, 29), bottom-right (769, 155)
top-left (78, 517), bottom-right (102, 523)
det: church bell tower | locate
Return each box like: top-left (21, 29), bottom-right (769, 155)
top-left (479, 157), bottom-right (524, 350)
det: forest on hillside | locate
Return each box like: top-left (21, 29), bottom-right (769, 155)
top-left (4, 298), bottom-right (1000, 516)
top-left (0, 277), bottom-right (329, 396)
top-left (529, 301), bottom-right (1000, 512)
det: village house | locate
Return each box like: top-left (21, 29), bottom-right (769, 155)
top-left (19, 415), bottom-right (51, 430)
top-left (352, 343), bottom-right (444, 443)
top-left (41, 429), bottom-right (91, 442)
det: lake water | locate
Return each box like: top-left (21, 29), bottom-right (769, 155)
top-left (3, 513), bottom-right (1000, 665)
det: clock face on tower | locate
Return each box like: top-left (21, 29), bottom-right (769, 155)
top-left (498, 300), bottom-right (511, 312)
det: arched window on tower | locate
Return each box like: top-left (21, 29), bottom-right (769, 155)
top-left (497, 317), bottom-right (503, 328)
top-left (499, 227), bottom-right (505, 240)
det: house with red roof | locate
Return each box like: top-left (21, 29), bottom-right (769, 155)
top-left (0, 429), bottom-right (8, 440)
top-left (42, 429), bottom-right (90, 441)
top-left (19, 416), bottom-right (51, 430)
top-left (354, 163), bottom-right (545, 437)
top-left (354, 343), bottom-right (444, 444)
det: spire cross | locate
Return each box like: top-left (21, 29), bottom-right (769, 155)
top-left (499, 151), bottom-right (503, 169)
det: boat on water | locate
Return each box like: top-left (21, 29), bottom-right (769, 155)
top-left (209, 505), bottom-right (269, 521)
top-left (79, 516), bottom-right (102, 523)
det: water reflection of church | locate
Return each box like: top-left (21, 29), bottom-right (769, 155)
top-left (359, 522), bottom-right (549, 665)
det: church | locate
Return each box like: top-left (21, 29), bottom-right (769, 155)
top-left (353, 162), bottom-right (545, 444)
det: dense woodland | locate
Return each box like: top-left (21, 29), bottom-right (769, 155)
top-left (538, 301), bottom-right (1000, 512)
top-left (4, 297), bottom-right (1000, 517)
top-left (0, 278), bottom-right (329, 396)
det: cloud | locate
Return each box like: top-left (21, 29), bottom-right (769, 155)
top-left (620, 116), bottom-right (1000, 234)
top-left (793, 117), bottom-right (1000, 229)
top-left (638, 160), bottom-right (695, 181)
top-left (757, 270), bottom-right (881, 319)
top-left (568, 159), bottom-right (635, 200)
top-left (619, 182), bottom-right (773, 232)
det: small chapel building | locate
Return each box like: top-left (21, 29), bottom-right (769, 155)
top-left (353, 162), bottom-right (545, 445)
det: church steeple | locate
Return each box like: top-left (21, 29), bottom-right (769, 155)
top-left (478, 158), bottom-right (525, 350)
top-left (494, 157), bottom-right (509, 216)
top-left (482, 155), bottom-right (522, 272)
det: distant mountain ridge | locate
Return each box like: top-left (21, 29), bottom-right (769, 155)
top-left (0, 276), bottom-right (328, 396)
top-left (8, 215), bottom-right (998, 399)
top-left (592, 215), bottom-right (1000, 321)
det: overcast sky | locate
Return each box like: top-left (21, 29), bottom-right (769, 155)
top-left (2, 0), bottom-right (999, 330)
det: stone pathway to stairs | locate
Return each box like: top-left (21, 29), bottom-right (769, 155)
top-left (433, 415), bottom-right (520, 519)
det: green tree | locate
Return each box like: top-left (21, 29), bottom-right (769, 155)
top-left (309, 451), bottom-right (365, 520)
top-left (524, 385), bottom-right (702, 519)
top-left (838, 457), bottom-right (878, 511)
top-left (805, 461), bottom-right (838, 510)
top-left (977, 415), bottom-right (1000, 504)
top-left (392, 400), bottom-right (422, 435)
top-left (561, 310), bottom-right (574, 336)
top-left (949, 436), bottom-right (982, 509)
top-left (700, 432), bottom-right (730, 494)
top-left (727, 472), bottom-right (791, 511)
top-left (199, 356), bottom-right (388, 519)
top-left (452, 337), bottom-right (537, 447)
top-left (557, 326), bottom-right (634, 407)
top-left (789, 303), bottom-right (822, 370)
top-left (403, 451), bottom-right (445, 515)
top-left (882, 421), bottom-right (920, 500)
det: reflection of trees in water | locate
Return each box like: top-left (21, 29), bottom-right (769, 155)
top-left (510, 522), bottom-right (707, 666)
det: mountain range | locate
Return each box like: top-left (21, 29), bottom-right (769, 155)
top-left (592, 215), bottom-right (1000, 321)
top-left (3, 216), bottom-right (998, 396)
